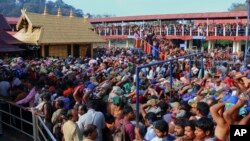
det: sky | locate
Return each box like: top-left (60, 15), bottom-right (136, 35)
top-left (51, 0), bottom-right (244, 16)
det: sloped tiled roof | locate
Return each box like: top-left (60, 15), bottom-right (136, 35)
top-left (0, 29), bottom-right (22, 44)
top-left (5, 17), bottom-right (19, 24)
top-left (90, 11), bottom-right (247, 23)
top-left (15, 10), bottom-right (105, 44)
top-left (0, 14), bottom-right (11, 30)
top-left (0, 39), bottom-right (24, 52)
top-left (14, 28), bottom-right (41, 44)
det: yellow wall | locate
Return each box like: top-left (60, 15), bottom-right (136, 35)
top-left (79, 44), bottom-right (91, 58)
top-left (49, 45), bottom-right (67, 58)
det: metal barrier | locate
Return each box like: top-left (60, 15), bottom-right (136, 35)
top-left (0, 99), bottom-right (56, 141)
top-left (135, 53), bottom-right (204, 126)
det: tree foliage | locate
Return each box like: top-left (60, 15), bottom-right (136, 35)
top-left (228, 2), bottom-right (247, 11)
top-left (0, 0), bottom-right (113, 18)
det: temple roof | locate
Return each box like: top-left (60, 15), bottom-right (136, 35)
top-left (15, 10), bottom-right (105, 44)
top-left (0, 14), bottom-right (11, 30)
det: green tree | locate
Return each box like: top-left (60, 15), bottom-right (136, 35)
top-left (228, 2), bottom-right (247, 11)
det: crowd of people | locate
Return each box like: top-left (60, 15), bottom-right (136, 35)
top-left (0, 44), bottom-right (250, 141)
top-left (93, 22), bottom-right (247, 37)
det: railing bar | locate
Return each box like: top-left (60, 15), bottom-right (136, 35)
top-left (0, 110), bottom-right (33, 125)
top-left (37, 125), bottom-right (48, 141)
top-left (8, 103), bottom-right (11, 125)
top-left (0, 121), bottom-right (34, 138)
top-left (37, 117), bottom-right (56, 141)
top-left (20, 108), bottom-right (23, 131)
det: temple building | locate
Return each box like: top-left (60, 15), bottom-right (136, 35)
top-left (14, 8), bottom-right (106, 58)
top-left (0, 14), bottom-right (23, 55)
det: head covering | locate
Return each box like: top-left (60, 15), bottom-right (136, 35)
top-left (87, 84), bottom-right (95, 91)
top-left (176, 110), bottom-right (186, 118)
top-left (170, 102), bottom-right (180, 109)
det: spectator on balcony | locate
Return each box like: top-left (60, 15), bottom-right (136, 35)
top-left (152, 41), bottom-right (159, 60)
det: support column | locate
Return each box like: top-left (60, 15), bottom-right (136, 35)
top-left (208, 40), bottom-right (215, 51)
top-left (198, 27), bottom-right (200, 36)
top-left (190, 27), bottom-right (192, 36)
top-left (236, 23), bottom-right (239, 36)
top-left (236, 41), bottom-right (241, 52)
top-left (184, 40), bottom-right (188, 50)
top-left (182, 25), bottom-right (184, 36)
top-left (71, 44), bottom-right (74, 56)
top-left (233, 41), bottom-right (242, 53)
top-left (108, 39), bottom-right (111, 48)
top-left (126, 39), bottom-right (129, 48)
top-left (122, 21), bottom-right (124, 35)
top-left (91, 44), bottom-right (94, 58)
top-left (215, 27), bottom-right (217, 36)
top-left (166, 27), bottom-right (169, 36)
top-left (223, 25), bottom-right (226, 36)
top-left (233, 41), bottom-right (237, 53)
top-left (41, 44), bottom-right (45, 57)
top-left (188, 40), bottom-right (193, 49)
top-left (174, 25), bottom-right (176, 36)
top-left (159, 19), bottom-right (162, 35)
top-left (104, 23), bottom-right (107, 36)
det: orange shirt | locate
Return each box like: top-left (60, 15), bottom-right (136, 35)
top-left (63, 87), bottom-right (74, 97)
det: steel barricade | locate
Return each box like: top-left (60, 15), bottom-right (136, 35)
top-left (0, 99), bottom-right (56, 141)
top-left (135, 53), bottom-right (204, 127)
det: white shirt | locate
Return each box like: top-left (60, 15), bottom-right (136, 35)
top-left (77, 109), bottom-right (105, 141)
top-left (144, 125), bottom-right (156, 141)
top-left (151, 136), bottom-right (168, 141)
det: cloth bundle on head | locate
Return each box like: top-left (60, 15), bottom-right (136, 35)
top-left (170, 102), bottom-right (180, 109)
top-left (88, 59), bottom-right (97, 66)
top-left (112, 86), bottom-right (124, 95)
top-left (87, 83), bottom-right (96, 91)
top-left (176, 110), bottom-right (186, 118)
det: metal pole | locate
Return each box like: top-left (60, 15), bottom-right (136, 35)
top-left (32, 113), bottom-right (38, 141)
top-left (189, 56), bottom-right (192, 82)
top-left (244, 0), bottom-right (250, 67)
top-left (201, 54), bottom-right (204, 78)
top-left (139, 48), bottom-right (142, 60)
top-left (135, 67), bottom-right (140, 127)
top-left (169, 61), bottom-right (173, 98)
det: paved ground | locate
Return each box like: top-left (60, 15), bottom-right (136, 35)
top-left (0, 125), bottom-right (32, 141)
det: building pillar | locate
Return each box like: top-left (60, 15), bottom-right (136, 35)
top-left (182, 25), bottom-right (184, 36)
top-left (188, 40), bottom-right (193, 49)
top-left (126, 39), bottom-right (129, 48)
top-left (122, 21), bottom-right (124, 35)
top-left (108, 39), bottom-right (111, 48)
top-left (236, 41), bottom-right (241, 52)
top-left (198, 27), bottom-right (200, 36)
top-left (236, 24), bottom-right (239, 36)
top-left (166, 27), bottom-right (169, 36)
top-left (104, 23), bottom-right (107, 36)
top-left (159, 19), bottom-right (162, 36)
top-left (71, 44), bottom-right (74, 56)
top-left (233, 41), bottom-right (242, 53)
top-left (184, 40), bottom-right (188, 50)
top-left (215, 27), bottom-right (217, 36)
top-left (223, 25), bottom-right (226, 36)
top-left (208, 40), bottom-right (215, 51)
top-left (91, 44), bottom-right (94, 58)
top-left (174, 25), bottom-right (176, 36)
top-left (41, 44), bottom-right (45, 57)
top-left (233, 41), bottom-right (236, 53)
